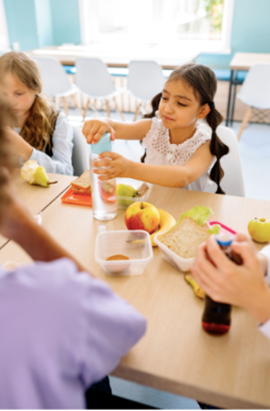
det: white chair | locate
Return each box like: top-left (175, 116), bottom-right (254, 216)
top-left (71, 126), bottom-right (89, 176)
top-left (201, 124), bottom-right (245, 197)
top-left (33, 57), bottom-right (82, 117)
top-left (217, 125), bottom-right (245, 197)
top-left (237, 64), bottom-right (270, 141)
top-left (127, 60), bottom-right (166, 121)
top-left (75, 57), bottom-right (125, 121)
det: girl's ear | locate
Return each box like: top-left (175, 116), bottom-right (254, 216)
top-left (197, 104), bottom-right (211, 119)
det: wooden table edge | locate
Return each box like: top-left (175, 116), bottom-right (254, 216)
top-left (111, 365), bottom-right (269, 409)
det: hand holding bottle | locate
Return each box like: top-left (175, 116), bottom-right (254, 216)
top-left (82, 119), bottom-right (116, 144)
top-left (93, 152), bottom-right (133, 180)
top-left (191, 234), bottom-right (270, 324)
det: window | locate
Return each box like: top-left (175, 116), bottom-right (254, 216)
top-left (79, 0), bottom-right (234, 53)
top-left (0, 0), bottom-right (9, 50)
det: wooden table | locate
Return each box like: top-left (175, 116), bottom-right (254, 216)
top-left (226, 52), bottom-right (270, 126)
top-left (28, 45), bottom-right (200, 70)
top-left (1, 181), bottom-right (270, 408)
top-left (0, 170), bottom-right (75, 248)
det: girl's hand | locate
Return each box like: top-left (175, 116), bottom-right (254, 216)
top-left (190, 234), bottom-right (270, 323)
top-left (92, 152), bottom-right (133, 180)
top-left (4, 127), bottom-right (33, 160)
top-left (82, 120), bottom-right (116, 144)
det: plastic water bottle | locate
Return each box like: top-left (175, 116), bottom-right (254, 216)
top-left (90, 132), bottom-right (117, 221)
top-left (202, 234), bottom-right (242, 336)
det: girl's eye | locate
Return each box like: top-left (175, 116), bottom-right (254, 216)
top-left (161, 96), bottom-right (168, 100)
top-left (17, 92), bottom-right (24, 96)
top-left (177, 102), bottom-right (186, 107)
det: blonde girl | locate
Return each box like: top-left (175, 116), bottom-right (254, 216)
top-left (82, 63), bottom-right (229, 194)
top-left (0, 52), bottom-right (73, 175)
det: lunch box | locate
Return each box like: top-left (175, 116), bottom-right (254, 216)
top-left (95, 227), bottom-right (153, 276)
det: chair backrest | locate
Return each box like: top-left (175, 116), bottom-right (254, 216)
top-left (75, 58), bottom-right (115, 98)
top-left (216, 125), bottom-right (245, 197)
top-left (33, 57), bottom-right (73, 96)
top-left (71, 126), bottom-right (89, 176)
top-left (237, 64), bottom-right (270, 109)
top-left (127, 60), bottom-right (166, 101)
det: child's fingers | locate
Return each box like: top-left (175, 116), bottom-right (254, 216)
top-left (234, 233), bottom-right (249, 242)
top-left (82, 121), bottom-right (94, 142)
top-left (93, 159), bottom-right (112, 169)
top-left (108, 126), bottom-right (116, 140)
top-left (98, 152), bottom-right (121, 160)
top-left (82, 121), bottom-right (109, 144)
top-left (231, 240), bottom-right (258, 268)
top-left (205, 235), bottom-right (235, 272)
top-left (91, 125), bottom-right (109, 144)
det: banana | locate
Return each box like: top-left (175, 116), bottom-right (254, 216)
top-left (184, 274), bottom-right (205, 300)
top-left (151, 208), bottom-right (176, 247)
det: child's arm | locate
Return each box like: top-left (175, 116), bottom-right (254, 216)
top-left (4, 127), bottom-right (33, 160)
top-left (82, 118), bottom-right (152, 143)
top-left (0, 166), bottom-right (89, 274)
top-left (94, 141), bottom-right (214, 188)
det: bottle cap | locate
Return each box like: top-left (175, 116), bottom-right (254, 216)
top-left (216, 233), bottom-right (233, 247)
top-left (91, 132), bottom-right (111, 155)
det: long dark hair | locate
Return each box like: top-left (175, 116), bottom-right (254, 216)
top-left (143, 63), bottom-right (229, 194)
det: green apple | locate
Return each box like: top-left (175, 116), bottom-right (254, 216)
top-left (248, 217), bottom-right (270, 243)
top-left (117, 183), bottom-right (137, 207)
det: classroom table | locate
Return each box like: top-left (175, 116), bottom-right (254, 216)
top-left (28, 45), bottom-right (200, 70)
top-left (0, 170), bottom-right (75, 248)
top-left (1, 178), bottom-right (270, 409)
top-left (226, 52), bottom-right (270, 126)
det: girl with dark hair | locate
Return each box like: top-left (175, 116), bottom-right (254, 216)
top-left (0, 52), bottom-right (73, 175)
top-left (83, 63), bottom-right (229, 194)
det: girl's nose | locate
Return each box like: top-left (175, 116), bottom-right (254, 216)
top-left (164, 101), bottom-right (174, 113)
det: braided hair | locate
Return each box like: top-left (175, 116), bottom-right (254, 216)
top-left (143, 63), bottom-right (229, 194)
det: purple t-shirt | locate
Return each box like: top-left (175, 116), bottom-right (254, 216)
top-left (0, 258), bottom-right (146, 408)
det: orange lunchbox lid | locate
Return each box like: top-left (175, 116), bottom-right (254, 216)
top-left (61, 186), bottom-right (92, 207)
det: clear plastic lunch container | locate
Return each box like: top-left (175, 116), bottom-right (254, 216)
top-left (154, 220), bottom-right (237, 273)
top-left (154, 231), bottom-right (194, 273)
top-left (116, 178), bottom-right (152, 209)
top-left (95, 227), bottom-right (153, 276)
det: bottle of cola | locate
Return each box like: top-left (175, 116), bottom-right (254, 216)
top-left (202, 234), bottom-right (242, 336)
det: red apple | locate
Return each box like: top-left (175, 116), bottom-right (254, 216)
top-left (125, 201), bottom-right (160, 234)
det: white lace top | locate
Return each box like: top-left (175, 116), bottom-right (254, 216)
top-left (142, 118), bottom-right (217, 192)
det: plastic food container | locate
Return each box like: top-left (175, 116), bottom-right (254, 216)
top-left (154, 231), bottom-right (194, 272)
top-left (116, 178), bottom-right (151, 209)
top-left (154, 220), bottom-right (236, 273)
top-left (95, 227), bottom-right (153, 276)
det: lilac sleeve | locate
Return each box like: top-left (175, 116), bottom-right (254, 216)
top-left (76, 274), bottom-right (147, 386)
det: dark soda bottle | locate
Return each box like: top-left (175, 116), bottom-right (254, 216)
top-left (202, 234), bottom-right (242, 336)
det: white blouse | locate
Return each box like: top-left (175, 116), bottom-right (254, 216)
top-left (14, 112), bottom-right (74, 175)
top-left (142, 118), bottom-right (217, 192)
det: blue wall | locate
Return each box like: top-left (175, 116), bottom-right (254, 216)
top-left (3, 0), bottom-right (270, 69)
top-left (4, 0), bottom-right (40, 50)
top-left (50, 0), bottom-right (81, 45)
top-left (3, 0), bottom-right (81, 50)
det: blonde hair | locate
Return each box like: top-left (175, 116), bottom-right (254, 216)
top-left (0, 51), bottom-right (58, 153)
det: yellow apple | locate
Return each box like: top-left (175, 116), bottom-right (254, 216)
top-left (125, 202), bottom-right (160, 234)
top-left (248, 217), bottom-right (270, 243)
